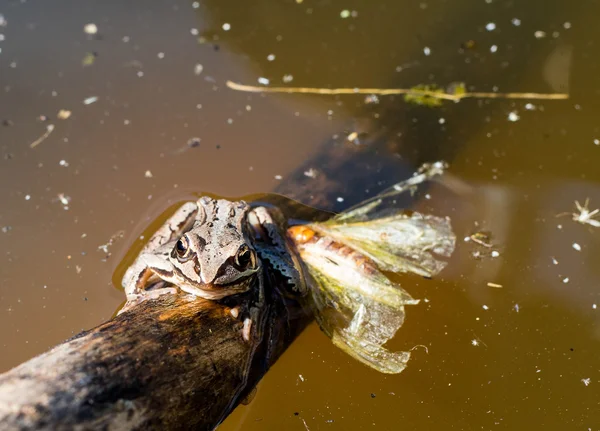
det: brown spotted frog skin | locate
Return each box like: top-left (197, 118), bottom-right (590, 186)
top-left (121, 196), bottom-right (305, 340)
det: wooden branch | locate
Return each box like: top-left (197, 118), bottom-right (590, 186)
top-left (0, 293), bottom-right (310, 430)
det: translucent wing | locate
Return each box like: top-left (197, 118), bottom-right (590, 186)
top-left (295, 238), bottom-right (419, 374)
top-left (312, 211), bottom-right (455, 278)
top-left (288, 161), bottom-right (456, 374)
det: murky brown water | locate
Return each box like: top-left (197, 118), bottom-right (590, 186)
top-left (2, 0), bottom-right (600, 429)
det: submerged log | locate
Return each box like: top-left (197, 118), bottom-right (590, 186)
top-left (0, 292), bottom-right (309, 430)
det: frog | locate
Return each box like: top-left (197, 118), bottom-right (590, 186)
top-left (120, 196), bottom-right (306, 342)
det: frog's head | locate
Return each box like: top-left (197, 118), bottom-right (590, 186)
top-left (169, 197), bottom-right (259, 298)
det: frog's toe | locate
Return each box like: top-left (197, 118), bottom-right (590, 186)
top-left (242, 318), bottom-right (252, 342)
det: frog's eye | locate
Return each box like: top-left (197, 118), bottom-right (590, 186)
top-left (235, 245), bottom-right (256, 271)
top-left (173, 236), bottom-right (191, 260)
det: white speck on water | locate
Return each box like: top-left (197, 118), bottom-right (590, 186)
top-left (227, 118), bottom-right (233, 124)
top-left (0, 34), bottom-right (5, 42)
top-left (0, 14), bottom-right (6, 27)
top-left (299, 374), bottom-right (305, 382)
top-left (59, 160), bottom-right (69, 167)
top-left (190, 28), bottom-right (199, 36)
top-left (464, 236), bottom-right (471, 242)
top-left (582, 378), bottom-right (591, 386)
top-left (157, 52), bottom-right (165, 59)
top-left (25, 195), bottom-right (31, 201)
top-left (552, 257), bottom-right (559, 265)
top-left (514, 304), bottom-right (520, 313)
top-left (563, 21), bottom-right (572, 30)
top-left (222, 23), bottom-right (231, 31)
top-left (137, 71), bottom-right (144, 77)
top-left (194, 64), bottom-right (203, 75)
top-left (340, 9), bottom-right (350, 18)
top-left (274, 175), bottom-right (283, 180)
top-left (573, 242), bottom-right (581, 251)
top-left (192, 1), bottom-right (200, 8)
top-left (83, 96), bottom-right (98, 105)
top-left (490, 45), bottom-right (498, 53)
top-left (594, 139), bottom-right (599, 146)
top-left (534, 30), bottom-right (546, 39)
top-left (482, 305), bottom-right (489, 310)
top-left (84, 23), bottom-right (98, 35)
top-left (144, 170), bottom-right (153, 178)
top-left (423, 46), bottom-right (431, 56)
top-left (485, 22), bottom-right (496, 31)
top-left (124, 119), bottom-right (130, 125)
top-left (258, 77), bottom-right (270, 85)
top-left (471, 339), bottom-right (479, 346)
top-left (282, 74), bottom-right (294, 83)
top-left (563, 277), bottom-right (570, 284)
top-left (196, 104), bottom-right (202, 109)
top-left (593, 304), bottom-right (597, 310)
top-left (304, 168), bottom-right (317, 178)
top-left (507, 111), bottom-right (520, 122)
top-left (511, 17), bottom-right (521, 26)
top-left (491, 250), bottom-right (500, 257)
top-left (245, 105), bottom-right (251, 111)
top-left (267, 54), bottom-right (276, 61)
top-left (122, 36), bottom-right (130, 43)
top-left (336, 197), bottom-right (344, 203)
top-left (439, 117), bottom-right (446, 124)
top-left (525, 103), bottom-right (536, 110)
top-left (58, 193), bottom-right (71, 207)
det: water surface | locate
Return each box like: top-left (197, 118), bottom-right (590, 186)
top-left (1, 0), bottom-right (599, 429)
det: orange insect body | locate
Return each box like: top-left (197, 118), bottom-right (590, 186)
top-left (288, 225), bottom-right (378, 276)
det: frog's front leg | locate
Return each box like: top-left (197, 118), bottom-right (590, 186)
top-left (122, 202), bottom-right (198, 300)
top-left (248, 206), bottom-right (307, 296)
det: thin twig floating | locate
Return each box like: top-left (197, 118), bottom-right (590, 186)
top-left (30, 124), bottom-right (55, 148)
top-left (226, 80), bottom-right (569, 102)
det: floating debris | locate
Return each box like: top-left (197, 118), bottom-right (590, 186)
top-left (485, 22), bottom-right (496, 31)
top-left (83, 23), bottom-right (98, 35)
top-left (222, 23), bottom-right (231, 31)
top-left (267, 54), bottom-right (276, 61)
top-left (1, 226), bottom-right (12, 233)
top-left (282, 74), bottom-right (294, 83)
top-left (57, 109), bottom-right (71, 120)
top-left (59, 160), bottom-right (69, 167)
top-left (487, 282), bottom-right (503, 288)
top-left (194, 63), bottom-right (203, 75)
top-left (29, 124), bottom-right (55, 148)
top-left (258, 77), bottom-right (270, 85)
top-left (569, 199), bottom-right (600, 227)
top-left (0, 14), bottom-right (6, 27)
top-left (304, 168), bottom-right (318, 178)
top-left (82, 52), bottom-right (96, 66)
top-left (572, 243), bottom-right (581, 251)
top-left (144, 170), bottom-right (153, 178)
top-left (98, 230), bottom-right (125, 256)
top-left (83, 96), bottom-right (98, 105)
top-left (507, 111), bottom-right (520, 122)
top-left (534, 30), bottom-right (547, 39)
top-left (582, 378), bottom-right (591, 387)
